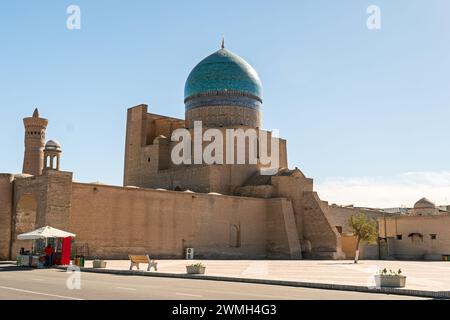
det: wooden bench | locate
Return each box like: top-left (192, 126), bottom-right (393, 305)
top-left (129, 255), bottom-right (158, 271)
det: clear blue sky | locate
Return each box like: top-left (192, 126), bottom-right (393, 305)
top-left (1, 1), bottom-right (449, 207)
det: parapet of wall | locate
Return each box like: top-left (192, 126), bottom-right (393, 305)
top-left (69, 183), bottom-right (270, 259)
top-left (0, 174), bottom-right (14, 260)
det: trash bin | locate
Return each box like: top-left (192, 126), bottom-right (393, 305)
top-left (79, 255), bottom-right (85, 267)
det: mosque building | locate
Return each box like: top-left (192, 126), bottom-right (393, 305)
top-left (1, 44), bottom-right (448, 261)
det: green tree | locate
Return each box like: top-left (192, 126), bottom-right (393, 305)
top-left (349, 213), bottom-right (377, 263)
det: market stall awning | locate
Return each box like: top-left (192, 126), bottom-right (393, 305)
top-left (17, 226), bottom-right (76, 240)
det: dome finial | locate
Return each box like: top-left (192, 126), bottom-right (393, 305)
top-left (33, 108), bottom-right (39, 118)
top-left (221, 36), bottom-right (225, 49)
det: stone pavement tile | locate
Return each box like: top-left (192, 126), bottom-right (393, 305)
top-left (81, 259), bottom-right (450, 293)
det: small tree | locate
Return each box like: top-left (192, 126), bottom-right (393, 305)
top-left (349, 213), bottom-right (377, 263)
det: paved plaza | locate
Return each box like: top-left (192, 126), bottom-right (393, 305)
top-left (80, 259), bottom-right (450, 293)
top-left (0, 262), bottom-right (424, 300)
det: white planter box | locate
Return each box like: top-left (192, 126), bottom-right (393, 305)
top-left (375, 275), bottom-right (406, 288)
top-left (93, 260), bottom-right (107, 269)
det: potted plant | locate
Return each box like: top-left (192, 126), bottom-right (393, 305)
top-left (186, 262), bottom-right (206, 274)
top-left (375, 268), bottom-right (406, 288)
top-left (93, 257), bottom-right (107, 269)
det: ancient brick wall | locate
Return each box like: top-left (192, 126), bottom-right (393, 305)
top-left (123, 104), bottom-right (287, 195)
top-left (302, 192), bottom-right (344, 259)
top-left (69, 183), bottom-right (271, 259)
top-left (379, 215), bottom-right (450, 260)
top-left (186, 105), bottom-right (261, 129)
top-left (42, 171), bottom-right (73, 230)
top-left (328, 206), bottom-right (384, 234)
top-left (266, 198), bottom-right (302, 259)
top-left (123, 105), bottom-right (149, 187)
top-left (10, 171), bottom-right (73, 258)
top-left (271, 174), bottom-right (314, 241)
top-left (0, 174), bottom-right (14, 260)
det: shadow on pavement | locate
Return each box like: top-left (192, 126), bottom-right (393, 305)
top-left (0, 265), bottom-right (35, 272)
top-left (317, 262), bottom-right (356, 265)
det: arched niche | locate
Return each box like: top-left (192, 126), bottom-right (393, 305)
top-left (229, 224), bottom-right (241, 248)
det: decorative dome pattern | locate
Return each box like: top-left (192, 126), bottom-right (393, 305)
top-left (184, 48), bottom-right (263, 103)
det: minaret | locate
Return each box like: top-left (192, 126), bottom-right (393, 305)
top-left (22, 108), bottom-right (48, 176)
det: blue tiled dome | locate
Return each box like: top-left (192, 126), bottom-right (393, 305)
top-left (184, 48), bottom-right (263, 102)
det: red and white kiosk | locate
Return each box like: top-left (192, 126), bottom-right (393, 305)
top-left (16, 226), bottom-right (76, 268)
